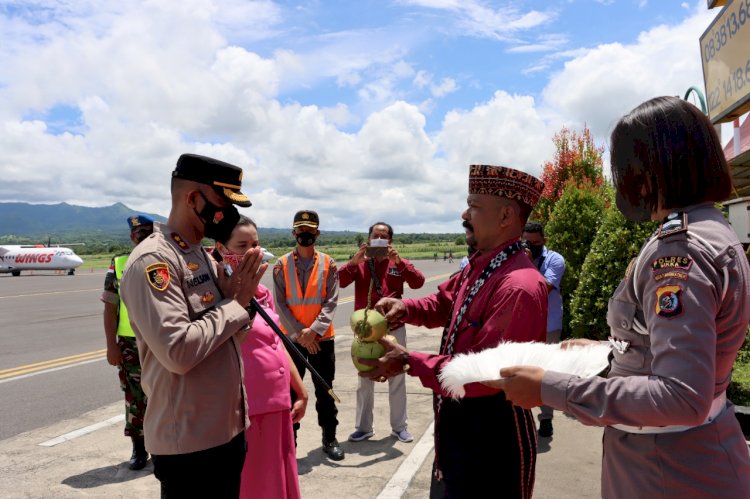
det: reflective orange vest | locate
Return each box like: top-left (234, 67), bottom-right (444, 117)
top-left (278, 251), bottom-right (335, 339)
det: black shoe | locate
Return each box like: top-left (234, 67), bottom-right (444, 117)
top-left (129, 436), bottom-right (149, 470)
top-left (538, 419), bottom-right (553, 438)
top-left (322, 439), bottom-right (345, 461)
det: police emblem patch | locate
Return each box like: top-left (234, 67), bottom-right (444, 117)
top-left (187, 261), bottom-right (200, 271)
top-left (201, 291), bottom-right (215, 304)
top-left (146, 262), bottom-right (170, 291)
top-left (655, 285), bottom-right (682, 318)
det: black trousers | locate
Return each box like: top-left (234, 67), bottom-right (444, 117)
top-left (151, 431), bottom-right (246, 499)
top-left (437, 394), bottom-right (537, 499)
top-left (290, 339), bottom-right (338, 442)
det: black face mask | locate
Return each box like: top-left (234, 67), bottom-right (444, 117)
top-left (195, 192), bottom-right (239, 242)
top-left (615, 191), bottom-right (651, 223)
top-left (296, 232), bottom-right (316, 247)
top-left (528, 244), bottom-right (544, 260)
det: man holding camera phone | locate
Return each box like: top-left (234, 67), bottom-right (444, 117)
top-left (339, 222), bottom-right (425, 443)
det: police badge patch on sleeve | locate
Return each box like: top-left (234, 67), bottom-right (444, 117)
top-left (655, 285), bottom-right (682, 318)
top-left (146, 262), bottom-right (170, 291)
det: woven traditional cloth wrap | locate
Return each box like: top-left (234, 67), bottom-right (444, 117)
top-left (468, 164), bottom-right (544, 208)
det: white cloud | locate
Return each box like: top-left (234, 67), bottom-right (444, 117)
top-left (431, 78), bottom-right (458, 98)
top-left (541, 7), bottom-right (713, 142)
top-left (400, 0), bottom-right (556, 41)
top-left (436, 91), bottom-right (554, 177)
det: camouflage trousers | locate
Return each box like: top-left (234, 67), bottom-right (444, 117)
top-left (117, 336), bottom-right (147, 438)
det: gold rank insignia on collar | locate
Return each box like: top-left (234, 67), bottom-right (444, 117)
top-left (171, 232), bottom-right (190, 252)
top-left (146, 262), bottom-right (170, 292)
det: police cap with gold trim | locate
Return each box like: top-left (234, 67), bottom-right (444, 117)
top-left (172, 154), bottom-right (252, 207)
top-left (293, 210), bottom-right (319, 229)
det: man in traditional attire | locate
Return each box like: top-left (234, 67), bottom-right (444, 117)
top-left (361, 165), bottom-right (548, 499)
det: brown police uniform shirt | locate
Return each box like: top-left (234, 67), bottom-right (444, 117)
top-left (120, 223), bottom-right (250, 456)
top-left (541, 202), bottom-right (750, 497)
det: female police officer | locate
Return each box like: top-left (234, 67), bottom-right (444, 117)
top-left (489, 96), bottom-right (750, 498)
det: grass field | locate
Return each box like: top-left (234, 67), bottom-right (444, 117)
top-left (79, 242), bottom-right (469, 270)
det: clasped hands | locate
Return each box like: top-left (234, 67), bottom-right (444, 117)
top-left (296, 328), bottom-right (320, 354)
top-left (216, 247), bottom-right (268, 309)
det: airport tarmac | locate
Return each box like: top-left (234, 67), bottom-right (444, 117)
top-left (0, 324), bottom-right (604, 499)
top-left (0, 261), bottom-right (605, 498)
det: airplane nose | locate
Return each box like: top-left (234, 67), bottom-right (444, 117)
top-left (261, 248), bottom-right (275, 262)
top-left (70, 255), bottom-right (84, 267)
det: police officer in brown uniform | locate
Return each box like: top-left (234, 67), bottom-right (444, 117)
top-left (491, 97), bottom-right (750, 498)
top-left (120, 154), bottom-right (267, 498)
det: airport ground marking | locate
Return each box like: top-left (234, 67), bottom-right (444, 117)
top-left (0, 353), bottom-right (106, 383)
top-left (376, 421), bottom-right (435, 499)
top-left (38, 414), bottom-right (125, 447)
top-left (0, 288), bottom-right (100, 299)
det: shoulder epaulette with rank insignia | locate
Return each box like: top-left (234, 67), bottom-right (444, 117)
top-left (657, 212), bottom-right (688, 239)
top-left (170, 232), bottom-right (190, 252)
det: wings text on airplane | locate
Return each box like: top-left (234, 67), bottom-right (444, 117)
top-left (0, 245), bottom-right (84, 276)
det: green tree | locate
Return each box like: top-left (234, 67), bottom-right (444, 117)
top-left (545, 182), bottom-right (608, 336)
top-left (533, 126), bottom-right (605, 226)
top-left (568, 197), bottom-right (657, 340)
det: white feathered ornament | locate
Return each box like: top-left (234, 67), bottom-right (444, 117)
top-left (438, 341), bottom-right (612, 399)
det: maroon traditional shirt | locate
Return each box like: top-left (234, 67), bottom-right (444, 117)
top-left (404, 239), bottom-right (548, 397)
top-left (339, 257), bottom-right (425, 330)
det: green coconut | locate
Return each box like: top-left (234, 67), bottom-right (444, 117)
top-left (350, 308), bottom-right (389, 342)
top-left (351, 337), bottom-right (386, 372)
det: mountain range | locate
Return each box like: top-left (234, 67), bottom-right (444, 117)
top-left (0, 202), bottom-right (357, 241)
top-left (0, 202), bottom-right (167, 238)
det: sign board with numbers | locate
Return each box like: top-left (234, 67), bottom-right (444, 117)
top-left (700, 0), bottom-right (750, 123)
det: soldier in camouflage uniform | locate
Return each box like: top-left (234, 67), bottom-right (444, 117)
top-left (101, 214), bottom-right (153, 470)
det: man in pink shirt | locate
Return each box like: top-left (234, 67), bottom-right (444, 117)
top-left (339, 221), bottom-right (425, 443)
top-left (361, 165), bottom-right (548, 499)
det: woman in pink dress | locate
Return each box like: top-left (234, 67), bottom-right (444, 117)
top-left (213, 215), bottom-right (308, 499)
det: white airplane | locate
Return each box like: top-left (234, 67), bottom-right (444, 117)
top-left (0, 245), bottom-right (84, 276)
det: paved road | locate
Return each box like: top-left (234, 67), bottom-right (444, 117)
top-left (0, 259), bottom-right (610, 498)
